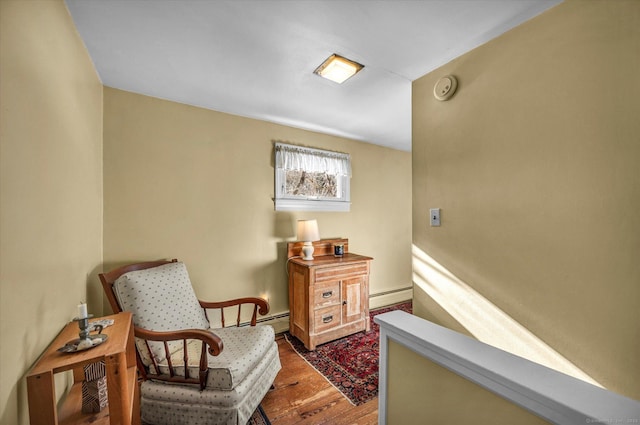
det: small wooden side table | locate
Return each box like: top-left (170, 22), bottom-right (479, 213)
top-left (26, 312), bottom-right (140, 425)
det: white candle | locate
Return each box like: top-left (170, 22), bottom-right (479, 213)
top-left (77, 302), bottom-right (88, 319)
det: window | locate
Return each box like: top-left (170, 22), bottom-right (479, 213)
top-left (274, 142), bottom-right (351, 211)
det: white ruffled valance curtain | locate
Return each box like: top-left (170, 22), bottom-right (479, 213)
top-left (275, 143), bottom-right (351, 177)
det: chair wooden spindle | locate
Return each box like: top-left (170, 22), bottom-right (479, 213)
top-left (236, 305), bottom-right (242, 327)
top-left (251, 304), bottom-right (258, 326)
top-left (199, 342), bottom-right (208, 390)
top-left (220, 308), bottom-right (225, 328)
top-left (164, 341), bottom-right (174, 377)
top-left (145, 340), bottom-right (161, 375)
top-left (183, 339), bottom-right (189, 379)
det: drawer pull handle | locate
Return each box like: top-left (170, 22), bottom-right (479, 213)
top-left (322, 315), bottom-right (333, 323)
top-left (322, 291), bottom-right (333, 298)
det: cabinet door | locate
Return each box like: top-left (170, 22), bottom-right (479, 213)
top-left (342, 277), bottom-right (365, 325)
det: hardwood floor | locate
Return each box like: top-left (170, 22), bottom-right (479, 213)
top-left (261, 336), bottom-right (378, 425)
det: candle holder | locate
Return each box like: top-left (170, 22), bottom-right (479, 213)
top-left (74, 314), bottom-right (94, 341)
top-left (58, 314), bottom-right (108, 354)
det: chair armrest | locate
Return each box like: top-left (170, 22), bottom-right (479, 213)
top-left (134, 326), bottom-right (223, 356)
top-left (199, 297), bottom-right (269, 314)
top-left (199, 297), bottom-right (270, 326)
top-left (133, 326), bottom-right (223, 390)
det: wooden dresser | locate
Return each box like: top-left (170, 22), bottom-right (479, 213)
top-left (287, 238), bottom-right (372, 350)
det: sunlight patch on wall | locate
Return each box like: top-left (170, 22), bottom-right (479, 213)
top-left (412, 244), bottom-right (602, 388)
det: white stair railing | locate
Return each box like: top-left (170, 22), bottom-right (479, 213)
top-left (375, 310), bottom-right (640, 425)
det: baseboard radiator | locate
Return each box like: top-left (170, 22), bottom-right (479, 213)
top-left (254, 286), bottom-right (413, 334)
top-left (375, 311), bottom-right (640, 425)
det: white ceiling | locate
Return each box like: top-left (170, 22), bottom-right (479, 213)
top-left (65, 0), bottom-right (561, 152)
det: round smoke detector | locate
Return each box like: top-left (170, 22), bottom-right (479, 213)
top-left (433, 75), bottom-right (458, 101)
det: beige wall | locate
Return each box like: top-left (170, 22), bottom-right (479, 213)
top-left (0, 1), bottom-right (103, 424)
top-left (103, 87), bottom-right (412, 320)
top-left (409, 0), bottom-right (640, 420)
top-left (387, 341), bottom-right (549, 424)
top-left (0, 3), bottom-right (411, 422)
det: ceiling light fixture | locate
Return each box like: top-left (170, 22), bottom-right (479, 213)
top-left (313, 54), bottom-right (364, 84)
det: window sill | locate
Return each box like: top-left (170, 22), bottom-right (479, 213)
top-left (274, 199), bottom-right (350, 212)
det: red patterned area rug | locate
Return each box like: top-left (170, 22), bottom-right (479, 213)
top-left (285, 301), bottom-right (412, 406)
top-left (248, 405), bottom-right (270, 425)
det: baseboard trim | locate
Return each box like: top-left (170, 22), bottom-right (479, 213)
top-left (258, 287), bottom-right (413, 334)
top-left (369, 287), bottom-right (413, 310)
top-left (257, 312), bottom-right (291, 334)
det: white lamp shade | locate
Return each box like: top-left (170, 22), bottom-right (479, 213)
top-left (297, 219), bottom-right (320, 242)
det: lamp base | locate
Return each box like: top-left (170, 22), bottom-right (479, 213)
top-left (301, 242), bottom-right (315, 260)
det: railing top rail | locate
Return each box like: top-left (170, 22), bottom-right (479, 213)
top-left (375, 311), bottom-right (640, 425)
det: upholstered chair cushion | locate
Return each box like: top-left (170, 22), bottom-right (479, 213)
top-left (140, 339), bottom-right (281, 425)
top-left (153, 325), bottom-right (275, 390)
top-left (113, 262), bottom-right (210, 364)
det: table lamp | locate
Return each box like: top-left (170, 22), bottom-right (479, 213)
top-left (297, 219), bottom-right (320, 260)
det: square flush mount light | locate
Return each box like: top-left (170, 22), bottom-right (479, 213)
top-left (314, 54), bottom-right (364, 84)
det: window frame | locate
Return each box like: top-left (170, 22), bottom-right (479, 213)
top-left (274, 142), bottom-right (351, 212)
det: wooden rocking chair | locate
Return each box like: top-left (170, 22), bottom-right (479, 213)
top-left (99, 259), bottom-right (281, 425)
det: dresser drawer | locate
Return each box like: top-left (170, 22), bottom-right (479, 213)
top-left (314, 305), bottom-right (341, 333)
top-left (313, 282), bottom-right (340, 308)
top-left (315, 262), bottom-right (369, 282)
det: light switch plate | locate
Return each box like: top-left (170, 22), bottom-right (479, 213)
top-left (430, 208), bottom-right (441, 226)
